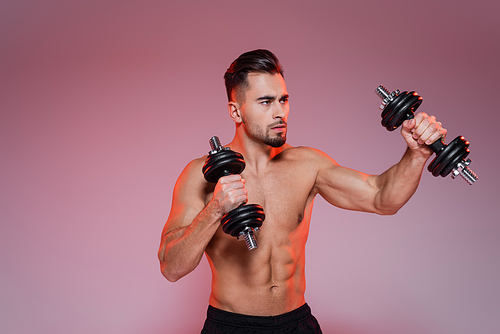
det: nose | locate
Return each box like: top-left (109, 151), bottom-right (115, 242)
top-left (273, 101), bottom-right (287, 119)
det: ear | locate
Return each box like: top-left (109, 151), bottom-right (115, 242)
top-left (228, 101), bottom-right (243, 123)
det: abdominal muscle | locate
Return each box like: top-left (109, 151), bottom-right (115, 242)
top-left (204, 213), bottom-right (310, 316)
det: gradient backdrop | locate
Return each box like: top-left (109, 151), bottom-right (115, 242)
top-left (1, 0), bottom-right (499, 333)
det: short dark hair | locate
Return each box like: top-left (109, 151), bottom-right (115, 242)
top-left (224, 49), bottom-right (284, 102)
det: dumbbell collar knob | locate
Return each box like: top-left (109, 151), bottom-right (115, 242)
top-left (451, 159), bottom-right (478, 185)
top-left (376, 85), bottom-right (400, 110)
top-left (237, 227), bottom-right (260, 251)
top-left (208, 136), bottom-right (232, 155)
top-left (209, 146), bottom-right (230, 155)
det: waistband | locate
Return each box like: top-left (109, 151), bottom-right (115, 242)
top-left (206, 303), bottom-right (313, 328)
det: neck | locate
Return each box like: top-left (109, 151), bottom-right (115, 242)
top-left (227, 127), bottom-right (287, 171)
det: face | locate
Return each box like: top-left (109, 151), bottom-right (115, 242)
top-left (233, 73), bottom-right (289, 147)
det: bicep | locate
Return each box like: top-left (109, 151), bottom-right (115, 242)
top-left (315, 155), bottom-right (380, 213)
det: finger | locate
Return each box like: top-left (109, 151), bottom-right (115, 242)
top-left (412, 112), bottom-right (429, 131)
top-left (413, 111), bottom-right (429, 122)
top-left (218, 174), bottom-right (242, 183)
top-left (226, 188), bottom-right (248, 201)
top-left (401, 118), bottom-right (415, 132)
top-left (234, 192), bottom-right (248, 205)
top-left (418, 120), bottom-right (441, 144)
top-left (229, 186), bottom-right (248, 197)
top-left (412, 114), bottom-right (435, 142)
top-left (425, 124), bottom-right (447, 145)
top-left (220, 180), bottom-right (245, 194)
top-left (223, 189), bottom-right (248, 210)
top-left (218, 175), bottom-right (245, 190)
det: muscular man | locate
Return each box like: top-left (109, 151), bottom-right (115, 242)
top-left (158, 49), bottom-right (446, 333)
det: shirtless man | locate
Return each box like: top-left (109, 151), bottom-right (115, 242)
top-left (158, 49), bottom-right (446, 333)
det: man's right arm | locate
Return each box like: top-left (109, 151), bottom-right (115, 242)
top-left (158, 158), bottom-right (247, 282)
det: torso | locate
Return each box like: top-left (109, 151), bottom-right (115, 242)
top-left (202, 146), bottom-right (320, 316)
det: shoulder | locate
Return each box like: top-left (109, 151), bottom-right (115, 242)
top-left (173, 156), bottom-right (211, 200)
top-left (280, 145), bottom-right (340, 167)
top-left (180, 156), bottom-right (207, 178)
top-left (176, 156), bottom-right (206, 183)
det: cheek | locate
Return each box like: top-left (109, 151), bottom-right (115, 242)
top-left (244, 113), bottom-right (263, 126)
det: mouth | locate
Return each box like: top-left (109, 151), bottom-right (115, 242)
top-left (270, 122), bottom-right (287, 131)
top-left (271, 126), bottom-right (286, 133)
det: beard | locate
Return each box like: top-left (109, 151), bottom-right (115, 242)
top-left (264, 133), bottom-right (286, 147)
top-left (243, 119), bottom-right (287, 148)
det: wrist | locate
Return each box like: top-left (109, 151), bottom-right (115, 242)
top-left (405, 146), bottom-right (432, 165)
top-left (206, 199), bottom-right (225, 221)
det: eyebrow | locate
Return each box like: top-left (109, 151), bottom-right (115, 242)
top-left (256, 95), bottom-right (276, 101)
top-left (256, 94), bottom-right (289, 101)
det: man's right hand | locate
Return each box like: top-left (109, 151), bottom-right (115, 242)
top-left (210, 174), bottom-right (248, 216)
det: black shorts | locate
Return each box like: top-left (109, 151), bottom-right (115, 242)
top-left (201, 303), bottom-right (322, 333)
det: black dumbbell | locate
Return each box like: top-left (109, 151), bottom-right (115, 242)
top-left (202, 136), bottom-right (265, 250)
top-left (375, 85), bottom-right (478, 185)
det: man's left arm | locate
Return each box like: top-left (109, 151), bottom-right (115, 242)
top-left (314, 112), bottom-right (446, 215)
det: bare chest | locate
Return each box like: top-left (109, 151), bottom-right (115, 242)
top-left (203, 152), bottom-right (319, 247)
top-left (240, 162), bottom-right (316, 232)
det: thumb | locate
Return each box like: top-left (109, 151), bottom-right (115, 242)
top-left (401, 118), bottom-right (415, 134)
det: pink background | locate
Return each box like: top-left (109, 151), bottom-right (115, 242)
top-left (1, 0), bottom-right (499, 333)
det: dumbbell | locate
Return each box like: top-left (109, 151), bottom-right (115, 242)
top-left (375, 85), bottom-right (478, 185)
top-left (202, 136), bottom-right (265, 250)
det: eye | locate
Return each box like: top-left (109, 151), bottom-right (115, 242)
top-left (261, 100), bottom-right (270, 105)
top-left (280, 97), bottom-right (288, 104)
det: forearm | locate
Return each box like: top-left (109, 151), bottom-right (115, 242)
top-left (373, 112), bottom-right (447, 214)
top-left (373, 147), bottom-right (430, 214)
top-left (159, 201), bottom-right (222, 282)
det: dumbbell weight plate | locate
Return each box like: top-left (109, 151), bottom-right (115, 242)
top-left (381, 91), bottom-right (422, 131)
top-left (202, 150), bottom-right (245, 183)
top-left (428, 136), bottom-right (470, 177)
top-left (221, 204), bottom-right (265, 237)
